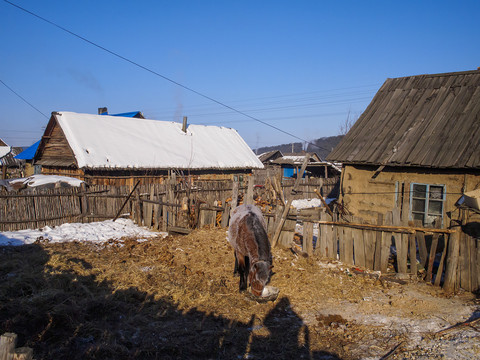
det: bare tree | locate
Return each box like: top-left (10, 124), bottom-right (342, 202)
top-left (338, 109), bottom-right (358, 135)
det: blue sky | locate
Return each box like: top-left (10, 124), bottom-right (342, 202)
top-left (1, 0), bottom-right (479, 149)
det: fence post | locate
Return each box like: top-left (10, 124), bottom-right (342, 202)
top-left (245, 176), bottom-right (254, 205)
top-left (380, 212), bottom-right (392, 273)
top-left (443, 229), bottom-right (460, 293)
top-left (80, 183), bottom-right (88, 220)
top-left (230, 180), bottom-right (239, 217)
top-left (303, 221), bottom-right (313, 256)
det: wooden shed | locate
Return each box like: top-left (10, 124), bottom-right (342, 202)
top-left (270, 152), bottom-right (340, 179)
top-left (327, 69), bottom-right (480, 227)
top-left (0, 138), bottom-right (24, 179)
top-left (34, 111), bottom-right (264, 185)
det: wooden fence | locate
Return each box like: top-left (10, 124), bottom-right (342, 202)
top-left (1, 175), bottom-right (478, 293)
top-left (0, 176), bottom-right (337, 232)
top-left (294, 207), bottom-right (478, 293)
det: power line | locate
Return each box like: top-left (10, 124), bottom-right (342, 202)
top-left (0, 79), bottom-right (49, 119)
top-left (3, 0), bottom-right (336, 153)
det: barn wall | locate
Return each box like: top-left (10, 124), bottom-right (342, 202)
top-left (340, 164), bottom-right (480, 224)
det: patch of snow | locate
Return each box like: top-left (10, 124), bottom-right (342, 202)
top-left (0, 218), bottom-right (164, 246)
top-left (291, 197), bottom-right (335, 209)
top-left (8, 174), bottom-right (85, 188)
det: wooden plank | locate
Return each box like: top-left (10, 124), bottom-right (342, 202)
top-left (245, 176), bottom-right (254, 205)
top-left (313, 220), bottom-right (451, 234)
top-left (353, 216), bottom-right (366, 267)
top-left (332, 212), bottom-right (339, 260)
top-left (343, 215), bottom-right (354, 265)
top-left (271, 199), bottom-right (293, 248)
top-left (167, 226), bottom-right (191, 235)
top-left (415, 219), bottom-right (428, 267)
top-left (315, 211), bottom-right (326, 257)
top-left (373, 213), bottom-right (383, 271)
top-left (401, 182), bottom-right (410, 223)
top-left (393, 208), bottom-right (407, 274)
top-left (221, 201), bottom-right (230, 228)
top-left (144, 187), bottom-right (154, 228)
top-left (364, 222), bottom-right (375, 270)
top-left (162, 195), bottom-right (167, 232)
top-left (470, 234), bottom-right (478, 292)
top-left (381, 212), bottom-right (393, 273)
top-left (338, 220), bottom-right (346, 263)
top-left (292, 154), bottom-right (310, 194)
top-left (443, 230), bottom-right (460, 292)
top-left (476, 238), bottom-right (480, 293)
top-left (462, 231), bottom-right (472, 291)
top-left (135, 191), bottom-right (142, 225)
top-left (278, 218), bottom-right (295, 248)
top-left (168, 175), bottom-right (176, 227)
top-left (230, 181), bottom-right (239, 215)
top-left (434, 234), bottom-right (448, 286)
top-left (303, 221), bottom-right (314, 256)
top-left (426, 233), bottom-right (439, 283)
top-left (409, 231), bottom-right (417, 275)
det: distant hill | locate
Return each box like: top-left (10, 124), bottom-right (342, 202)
top-left (254, 135), bottom-right (344, 160)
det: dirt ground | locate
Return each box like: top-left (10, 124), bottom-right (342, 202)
top-left (1, 226), bottom-right (479, 359)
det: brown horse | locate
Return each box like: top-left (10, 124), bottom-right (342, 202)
top-left (228, 204), bottom-right (272, 297)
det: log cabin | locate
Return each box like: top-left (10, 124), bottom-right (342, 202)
top-left (34, 111), bottom-right (264, 185)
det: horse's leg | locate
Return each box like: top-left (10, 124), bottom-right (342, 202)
top-left (242, 256), bottom-right (250, 291)
top-left (233, 252), bottom-right (239, 276)
top-left (236, 252), bottom-right (247, 292)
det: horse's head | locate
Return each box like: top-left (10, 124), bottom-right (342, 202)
top-left (249, 261), bottom-right (272, 297)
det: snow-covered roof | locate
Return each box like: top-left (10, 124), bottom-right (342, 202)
top-left (52, 112), bottom-right (264, 171)
top-left (0, 146), bottom-right (11, 158)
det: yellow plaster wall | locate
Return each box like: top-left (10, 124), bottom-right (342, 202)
top-left (339, 165), bottom-right (480, 224)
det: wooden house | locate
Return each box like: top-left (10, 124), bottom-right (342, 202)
top-left (327, 69), bottom-right (480, 227)
top-left (34, 111), bottom-right (263, 185)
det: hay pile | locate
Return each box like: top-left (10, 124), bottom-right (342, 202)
top-left (1, 227), bottom-right (478, 359)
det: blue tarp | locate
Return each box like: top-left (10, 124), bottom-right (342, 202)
top-left (14, 140), bottom-right (40, 160)
top-left (101, 111), bottom-right (142, 118)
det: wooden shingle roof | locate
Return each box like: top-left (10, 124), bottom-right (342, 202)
top-left (327, 70), bottom-right (480, 169)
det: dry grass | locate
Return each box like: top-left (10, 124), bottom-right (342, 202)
top-left (1, 227), bottom-right (477, 359)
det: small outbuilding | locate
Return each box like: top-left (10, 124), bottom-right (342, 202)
top-left (0, 138), bottom-right (24, 179)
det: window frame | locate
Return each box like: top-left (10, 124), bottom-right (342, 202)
top-left (409, 182), bottom-right (446, 226)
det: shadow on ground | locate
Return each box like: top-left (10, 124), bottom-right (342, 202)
top-left (0, 244), bottom-right (341, 359)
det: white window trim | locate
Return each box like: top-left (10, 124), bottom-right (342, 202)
top-left (409, 183), bottom-right (446, 226)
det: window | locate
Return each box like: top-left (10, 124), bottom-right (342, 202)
top-left (410, 183), bottom-right (445, 226)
